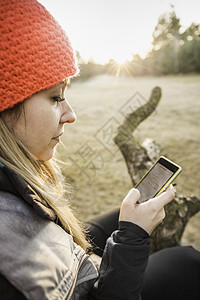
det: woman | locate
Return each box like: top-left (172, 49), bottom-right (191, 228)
top-left (0, 1), bottom-right (199, 299)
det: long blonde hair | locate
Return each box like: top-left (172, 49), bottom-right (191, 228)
top-left (0, 110), bottom-right (89, 251)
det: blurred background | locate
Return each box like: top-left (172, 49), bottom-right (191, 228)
top-left (39, 0), bottom-right (200, 249)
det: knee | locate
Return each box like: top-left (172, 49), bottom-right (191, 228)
top-left (178, 246), bottom-right (200, 269)
top-left (155, 245), bottom-right (200, 275)
top-left (174, 246), bottom-right (200, 262)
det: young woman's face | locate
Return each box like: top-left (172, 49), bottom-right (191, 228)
top-left (3, 82), bottom-right (76, 161)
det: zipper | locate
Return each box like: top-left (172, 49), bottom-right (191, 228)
top-left (67, 253), bottom-right (89, 300)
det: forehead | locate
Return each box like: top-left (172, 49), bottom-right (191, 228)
top-left (46, 82), bottom-right (67, 94)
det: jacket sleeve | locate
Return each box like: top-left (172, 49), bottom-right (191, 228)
top-left (90, 221), bottom-right (151, 300)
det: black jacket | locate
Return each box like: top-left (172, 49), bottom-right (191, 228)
top-left (0, 163), bottom-right (151, 299)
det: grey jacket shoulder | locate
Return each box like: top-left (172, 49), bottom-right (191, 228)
top-left (0, 191), bottom-right (98, 300)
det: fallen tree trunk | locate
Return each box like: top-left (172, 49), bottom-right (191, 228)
top-left (114, 87), bottom-right (200, 252)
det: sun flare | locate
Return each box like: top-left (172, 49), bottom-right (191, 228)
top-left (107, 58), bottom-right (133, 77)
top-left (112, 54), bottom-right (132, 66)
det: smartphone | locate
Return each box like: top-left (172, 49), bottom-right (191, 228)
top-left (135, 156), bottom-right (182, 203)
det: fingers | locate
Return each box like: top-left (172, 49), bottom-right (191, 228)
top-left (120, 185), bottom-right (175, 234)
top-left (120, 186), bottom-right (174, 234)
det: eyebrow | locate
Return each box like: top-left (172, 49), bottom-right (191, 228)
top-left (49, 84), bottom-right (64, 96)
top-left (48, 79), bottom-right (70, 96)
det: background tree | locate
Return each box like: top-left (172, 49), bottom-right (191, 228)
top-left (151, 10), bottom-right (182, 73)
top-left (75, 11), bottom-right (200, 79)
top-left (114, 87), bottom-right (200, 252)
top-left (179, 23), bottom-right (200, 73)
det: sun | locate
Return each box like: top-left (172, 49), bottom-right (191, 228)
top-left (113, 54), bottom-right (132, 66)
top-left (114, 57), bottom-right (128, 66)
top-left (107, 55), bottom-right (133, 77)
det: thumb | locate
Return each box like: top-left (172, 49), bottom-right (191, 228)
top-left (124, 188), bottom-right (141, 205)
top-left (153, 184), bottom-right (175, 209)
top-left (119, 188), bottom-right (141, 222)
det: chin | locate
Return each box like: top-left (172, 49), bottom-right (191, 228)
top-left (37, 149), bottom-right (55, 161)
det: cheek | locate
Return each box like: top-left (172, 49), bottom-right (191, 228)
top-left (27, 104), bottom-right (58, 135)
top-left (26, 116), bottom-right (57, 144)
top-left (14, 110), bottom-right (59, 155)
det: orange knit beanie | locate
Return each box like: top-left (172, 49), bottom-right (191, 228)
top-left (0, 0), bottom-right (79, 112)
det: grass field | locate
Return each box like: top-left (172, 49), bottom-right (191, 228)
top-left (57, 74), bottom-right (200, 249)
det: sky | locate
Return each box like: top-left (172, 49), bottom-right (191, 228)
top-left (39, 0), bottom-right (200, 64)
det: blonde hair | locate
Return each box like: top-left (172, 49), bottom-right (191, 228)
top-left (0, 112), bottom-right (89, 251)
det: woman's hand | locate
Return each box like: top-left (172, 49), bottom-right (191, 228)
top-left (119, 185), bottom-right (175, 235)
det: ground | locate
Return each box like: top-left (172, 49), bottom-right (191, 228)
top-left (57, 74), bottom-right (200, 250)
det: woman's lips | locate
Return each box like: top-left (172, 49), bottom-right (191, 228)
top-left (52, 137), bottom-right (60, 142)
top-left (52, 132), bottom-right (63, 142)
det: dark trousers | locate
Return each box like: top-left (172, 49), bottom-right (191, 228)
top-left (86, 209), bottom-right (200, 300)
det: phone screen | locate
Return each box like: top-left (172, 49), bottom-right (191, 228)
top-left (135, 157), bottom-right (180, 203)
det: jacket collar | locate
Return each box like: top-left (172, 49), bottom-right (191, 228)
top-left (0, 163), bottom-right (57, 222)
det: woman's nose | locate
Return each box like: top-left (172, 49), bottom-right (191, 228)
top-left (60, 100), bottom-right (77, 124)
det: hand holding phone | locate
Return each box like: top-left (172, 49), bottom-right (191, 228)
top-left (135, 156), bottom-right (182, 203)
top-left (119, 156), bottom-right (181, 234)
top-left (119, 185), bottom-right (175, 234)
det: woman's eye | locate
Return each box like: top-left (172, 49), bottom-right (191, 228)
top-left (52, 96), bottom-right (65, 102)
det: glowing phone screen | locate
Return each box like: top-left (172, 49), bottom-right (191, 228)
top-left (136, 162), bottom-right (174, 203)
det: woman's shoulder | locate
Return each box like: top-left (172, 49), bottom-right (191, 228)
top-left (0, 166), bottom-right (98, 299)
top-left (0, 163), bottom-right (57, 221)
top-left (0, 189), bottom-right (73, 248)
top-left (0, 189), bottom-right (89, 299)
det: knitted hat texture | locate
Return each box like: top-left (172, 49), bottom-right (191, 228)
top-left (0, 0), bottom-right (79, 112)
